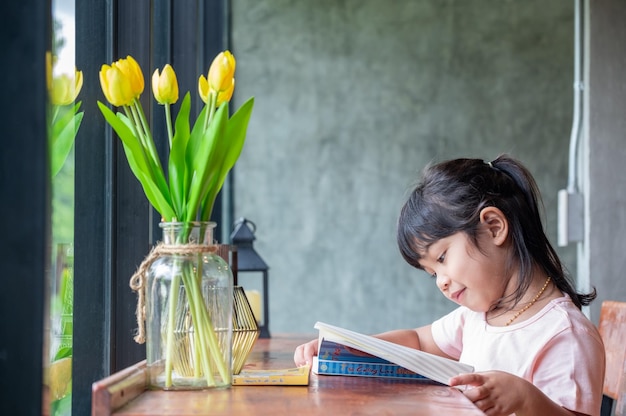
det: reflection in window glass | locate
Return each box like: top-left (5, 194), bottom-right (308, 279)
top-left (47, 0), bottom-right (78, 415)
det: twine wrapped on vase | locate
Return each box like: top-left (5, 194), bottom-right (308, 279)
top-left (129, 242), bottom-right (218, 344)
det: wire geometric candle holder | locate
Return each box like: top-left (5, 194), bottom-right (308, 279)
top-left (232, 286), bottom-right (260, 374)
top-left (216, 244), bottom-right (260, 375)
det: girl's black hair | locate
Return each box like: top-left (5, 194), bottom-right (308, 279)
top-left (396, 154), bottom-right (596, 309)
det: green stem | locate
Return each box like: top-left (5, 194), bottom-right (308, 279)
top-left (203, 92), bottom-right (218, 133)
top-left (164, 271), bottom-right (181, 388)
top-left (163, 226), bottom-right (188, 388)
top-left (127, 100), bottom-right (172, 206)
top-left (193, 324), bottom-right (201, 379)
top-left (127, 103), bottom-right (148, 149)
top-left (197, 295), bottom-right (231, 383)
top-left (181, 269), bottom-right (216, 386)
top-left (122, 104), bottom-right (154, 168)
top-left (165, 103), bottom-right (174, 149)
top-left (132, 99), bottom-right (163, 173)
top-left (191, 229), bottom-right (230, 384)
top-left (162, 224), bottom-right (230, 387)
top-left (123, 105), bottom-right (153, 169)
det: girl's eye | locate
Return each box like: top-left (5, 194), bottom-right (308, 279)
top-left (437, 252), bottom-right (446, 263)
top-left (430, 272), bottom-right (437, 279)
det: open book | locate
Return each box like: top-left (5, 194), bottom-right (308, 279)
top-left (315, 339), bottom-right (429, 381)
top-left (314, 321), bottom-right (473, 386)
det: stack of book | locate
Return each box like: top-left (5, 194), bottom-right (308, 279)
top-left (313, 322), bottom-right (474, 385)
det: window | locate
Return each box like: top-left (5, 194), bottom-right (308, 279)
top-left (0, 1), bottom-right (229, 414)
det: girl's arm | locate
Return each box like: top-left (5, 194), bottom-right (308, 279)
top-left (374, 324), bottom-right (454, 359)
top-left (293, 324), bottom-right (453, 367)
top-left (450, 371), bottom-right (589, 416)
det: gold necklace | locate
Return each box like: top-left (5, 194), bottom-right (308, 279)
top-left (505, 276), bottom-right (551, 326)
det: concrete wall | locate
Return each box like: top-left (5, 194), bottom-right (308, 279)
top-left (583, 0), bottom-right (626, 322)
top-left (230, 0), bottom-right (577, 334)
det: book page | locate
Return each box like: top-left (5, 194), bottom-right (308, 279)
top-left (315, 321), bottom-right (473, 386)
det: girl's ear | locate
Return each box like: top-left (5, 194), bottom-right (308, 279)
top-left (479, 206), bottom-right (508, 246)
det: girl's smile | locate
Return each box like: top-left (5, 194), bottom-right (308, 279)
top-left (450, 288), bottom-right (466, 303)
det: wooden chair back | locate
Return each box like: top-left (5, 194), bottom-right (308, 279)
top-left (617, 365), bottom-right (626, 416)
top-left (598, 300), bottom-right (626, 415)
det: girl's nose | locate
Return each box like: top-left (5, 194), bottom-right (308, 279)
top-left (436, 274), bottom-right (450, 292)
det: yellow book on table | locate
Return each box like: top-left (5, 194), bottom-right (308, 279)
top-left (232, 365), bottom-right (311, 386)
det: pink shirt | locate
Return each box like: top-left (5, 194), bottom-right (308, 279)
top-left (431, 295), bottom-right (605, 416)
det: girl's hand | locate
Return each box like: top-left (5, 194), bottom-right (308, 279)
top-left (293, 339), bottom-right (318, 367)
top-left (449, 372), bottom-right (581, 416)
top-left (450, 371), bottom-right (525, 415)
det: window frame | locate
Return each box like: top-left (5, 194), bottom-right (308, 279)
top-left (0, 0), bottom-right (50, 413)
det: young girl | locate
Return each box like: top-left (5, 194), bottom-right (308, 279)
top-left (294, 155), bottom-right (605, 416)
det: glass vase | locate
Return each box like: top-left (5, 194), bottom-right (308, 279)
top-left (146, 222), bottom-right (233, 390)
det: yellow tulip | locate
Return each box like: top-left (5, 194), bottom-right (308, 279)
top-left (198, 74), bottom-right (234, 108)
top-left (198, 51), bottom-right (236, 108)
top-left (216, 78), bottom-right (234, 107)
top-left (114, 56), bottom-right (145, 99)
top-left (46, 357), bottom-right (72, 400)
top-left (50, 69), bottom-right (83, 106)
top-left (198, 74), bottom-right (210, 104)
top-left (152, 65), bottom-right (179, 105)
top-left (207, 51), bottom-right (236, 93)
top-left (99, 63), bottom-right (135, 107)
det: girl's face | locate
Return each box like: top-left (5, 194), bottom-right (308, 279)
top-left (417, 228), bottom-right (511, 313)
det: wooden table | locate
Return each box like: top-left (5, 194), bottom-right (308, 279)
top-left (93, 334), bottom-right (485, 415)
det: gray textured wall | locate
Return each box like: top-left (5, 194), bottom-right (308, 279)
top-left (230, 0), bottom-right (576, 334)
top-left (585, 0), bottom-right (626, 322)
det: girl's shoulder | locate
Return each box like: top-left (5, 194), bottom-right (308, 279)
top-left (436, 295), bottom-right (601, 340)
top-left (528, 295), bottom-right (603, 343)
top-left (541, 295), bottom-right (595, 326)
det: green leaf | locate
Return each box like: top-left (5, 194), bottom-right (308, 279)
top-left (50, 102), bottom-right (82, 143)
top-left (129, 100), bottom-right (172, 210)
top-left (54, 346), bottom-right (73, 361)
top-left (97, 101), bottom-right (174, 218)
top-left (222, 97), bottom-right (255, 171)
top-left (112, 107), bottom-right (173, 212)
top-left (50, 394), bottom-right (72, 416)
top-left (185, 104), bottom-right (210, 168)
top-left (200, 97), bottom-right (255, 221)
top-left (168, 93), bottom-right (191, 220)
top-left (184, 104), bottom-right (228, 221)
top-left (119, 139), bottom-right (176, 220)
top-left (50, 102), bottom-right (84, 177)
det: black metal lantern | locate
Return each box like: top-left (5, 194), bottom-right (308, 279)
top-left (231, 218), bottom-right (270, 338)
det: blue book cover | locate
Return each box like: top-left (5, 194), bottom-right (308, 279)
top-left (315, 339), bottom-right (429, 380)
